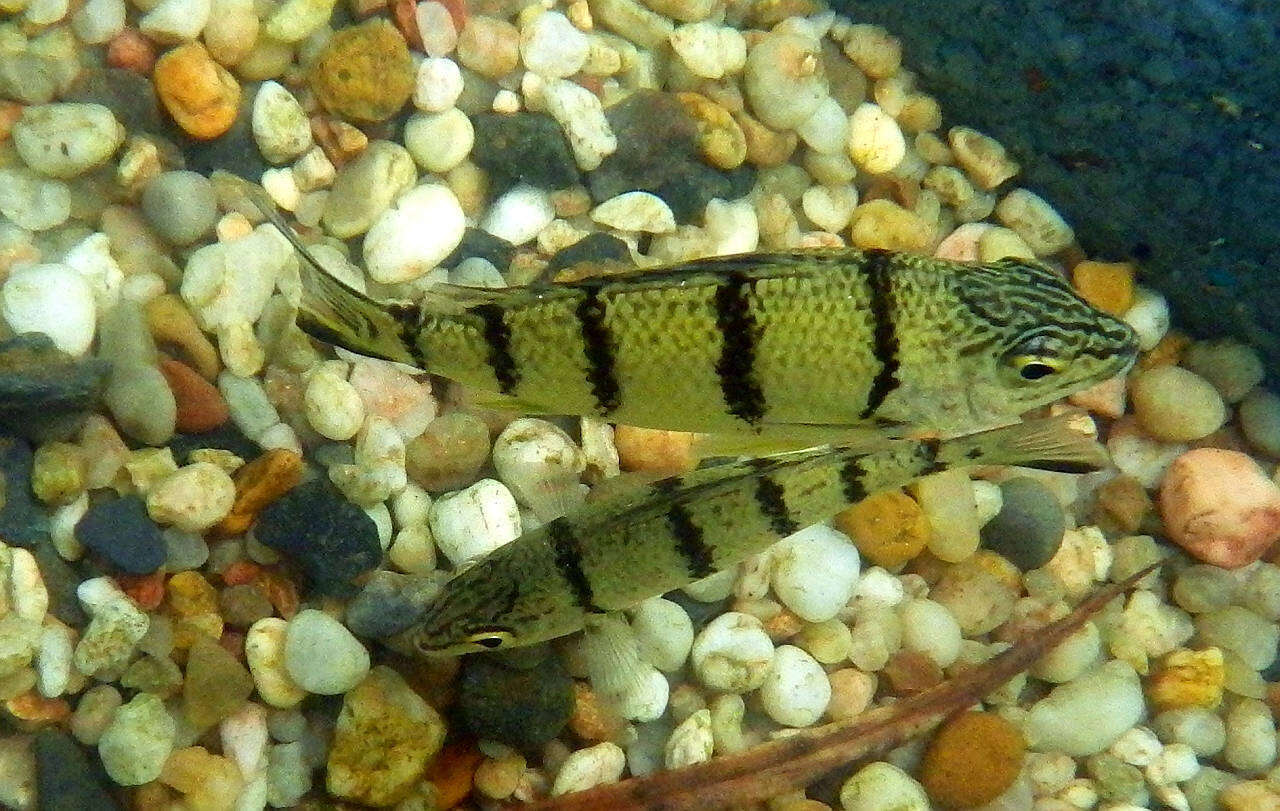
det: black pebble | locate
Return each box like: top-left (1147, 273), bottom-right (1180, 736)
top-left (456, 649), bottom-right (574, 751)
top-left (32, 540), bottom-right (87, 627)
top-left (0, 333), bottom-right (110, 443)
top-left (471, 112), bottom-right (581, 190)
top-left (34, 729), bottom-right (122, 811)
top-left (74, 496), bottom-right (167, 575)
top-left (980, 476), bottom-right (1068, 571)
top-left (441, 228), bottom-right (517, 273)
top-left (62, 68), bottom-right (166, 137)
top-left (167, 422), bottom-right (259, 464)
top-left (0, 437), bottom-right (50, 549)
top-left (663, 588), bottom-right (731, 633)
top-left (254, 477), bottom-right (381, 597)
top-left (544, 232), bottom-right (634, 276)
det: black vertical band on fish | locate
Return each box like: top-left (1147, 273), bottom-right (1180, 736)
top-left (656, 480), bottom-right (718, 580)
top-left (839, 457), bottom-right (868, 504)
top-left (388, 302), bottom-right (431, 370)
top-left (753, 475), bottom-right (800, 537)
top-left (575, 288), bottom-right (622, 416)
top-left (860, 249), bottom-right (901, 419)
top-left (545, 517), bottom-right (601, 613)
top-left (917, 437), bottom-right (944, 475)
top-left (713, 272), bottom-right (768, 426)
top-left (473, 302), bottom-right (520, 395)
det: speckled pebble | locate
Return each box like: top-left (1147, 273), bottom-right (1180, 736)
top-left (96, 692), bottom-right (174, 786)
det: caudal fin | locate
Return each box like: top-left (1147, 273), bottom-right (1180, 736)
top-left (218, 172), bottom-right (421, 367)
top-left (952, 413), bottom-right (1112, 474)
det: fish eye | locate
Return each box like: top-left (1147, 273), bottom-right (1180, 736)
top-left (466, 629), bottom-right (514, 650)
top-left (1010, 356), bottom-right (1064, 381)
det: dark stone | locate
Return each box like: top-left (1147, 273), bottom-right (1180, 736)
top-left (471, 112), bottom-right (581, 190)
top-left (831, 0), bottom-right (1280, 375)
top-left (181, 83), bottom-right (267, 179)
top-left (455, 68), bottom-right (500, 118)
top-left (74, 496), bottom-right (167, 575)
top-left (544, 232), bottom-right (634, 276)
top-left (656, 162), bottom-right (756, 224)
top-left (0, 437), bottom-right (49, 548)
top-left (253, 477), bottom-right (381, 597)
top-left (980, 476), bottom-right (1067, 571)
top-left (33, 729), bottom-right (122, 811)
top-left (63, 68), bottom-right (167, 137)
top-left (663, 588), bottom-right (731, 632)
top-left (456, 648), bottom-right (574, 751)
top-left (344, 570), bottom-right (443, 638)
top-left (31, 540), bottom-right (88, 627)
top-left (589, 90), bottom-right (701, 203)
top-left (167, 422), bottom-right (260, 463)
top-left (441, 227), bottom-right (517, 272)
top-left (0, 334), bottom-right (110, 443)
top-left (218, 583), bottom-right (275, 628)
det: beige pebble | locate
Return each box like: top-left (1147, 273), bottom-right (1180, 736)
top-left (1131, 366), bottom-right (1226, 442)
top-left (948, 126), bottom-right (1019, 190)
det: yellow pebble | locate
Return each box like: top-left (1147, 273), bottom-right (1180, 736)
top-left (1146, 647), bottom-right (1225, 711)
top-left (153, 43), bottom-right (241, 141)
top-left (1071, 260), bottom-right (1136, 316)
top-left (677, 92), bottom-right (747, 170)
top-left (833, 490), bottom-right (929, 569)
top-left (165, 571), bottom-right (224, 650)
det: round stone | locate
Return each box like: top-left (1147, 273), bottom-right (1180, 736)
top-left (282, 609), bottom-right (370, 695)
top-left (141, 170), bottom-right (218, 246)
top-left (12, 103), bottom-right (125, 178)
top-left (309, 19), bottom-right (414, 122)
top-left (919, 712), bottom-right (1025, 808)
top-left (979, 477), bottom-right (1067, 571)
top-left (1131, 366), bottom-right (1226, 442)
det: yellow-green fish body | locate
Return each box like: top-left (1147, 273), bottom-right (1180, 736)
top-left (236, 175), bottom-right (1136, 439)
top-left (397, 415), bottom-right (1108, 656)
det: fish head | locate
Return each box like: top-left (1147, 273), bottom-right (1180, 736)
top-left (947, 257), bottom-right (1139, 417)
top-left (401, 562), bottom-right (526, 656)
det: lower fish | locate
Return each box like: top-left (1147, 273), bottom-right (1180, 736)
top-left (230, 175), bottom-right (1137, 442)
top-left (396, 414), bottom-right (1109, 656)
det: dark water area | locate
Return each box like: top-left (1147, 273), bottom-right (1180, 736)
top-left (835, 0), bottom-right (1280, 377)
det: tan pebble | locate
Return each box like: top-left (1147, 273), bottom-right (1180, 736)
top-left (212, 448), bottom-right (303, 537)
top-left (976, 225), bottom-right (1035, 261)
top-left (948, 126), bottom-right (1019, 190)
top-left (883, 649), bottom-right (942, 696)
top-left (457, 15), bottom-right (520, 78)
top-left (145, 294), bottom-right (220, 380)
top-left (677, 92), bottom-right (746, 170)
top-left (1068, 373), bottom-right (1127, 419)
top-left (1220, 780), bottom-right (1280, 811)
top-left (897, 93), bottom-right (942, 133)
top-left (159, 746), bottom-right (245, 808)
top-left (614, 425), bottom-right (697, 476)
top-left (165, 571), bottom-right (224, 650)
top-left (153, 43), bottom-right (242, 140)
top-left (994, 188), bottom-right (1075, 256)
top-left (4, 691), bottom-right (71, 730)
top-left (30, 442), bottom-right (86, 507)
top-left (826, 668), bottom-right (875, 723)
top-left (1146, 647), bottom-right (1225, 711)
top-left (1092, 474), bottom-right (1152, 535)
top-left (568, 681), bottom-right (627, 742)
top-left (107, 28), bottom-right (157, 75)
top-left (244, 618), bottom-right (305, 708)
top-left (1160, 448), bottom-right (1280, 568)
top-left (474, 752), bottom-right (527, 801)
top-left (848, 199), bottom-right (932, 252)
top-left (309, 19), bottom-right (415, 123)
top-left (1132, 366), bottom-right (1226, 442)
top-left (841, 24), bottom-right (901, 79)
top-left (1072, 260), bottom-right (1136, 316)
top-left (736, 111), bottom-right (797, 168)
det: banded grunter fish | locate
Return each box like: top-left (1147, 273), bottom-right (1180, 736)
top-left (393, 414), bottom-right (1107, 656)
top-left (237, 179), bottom-right (1138, 441)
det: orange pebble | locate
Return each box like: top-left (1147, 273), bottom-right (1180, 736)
top-left (212, 449), bottom-right (304, 537)
top-left (1138, 330), bottom-right (1191, 370)
top-left (153, 42), bottom-right (241, 140)
top-left (1072, 260), bottom-right (1136, 316)
top-left (159, 358), bottom-right (229, 434)
top-left (425, 741), bottom-right (484, 809)
top-left (919, 711), bottom-right (1025, 808)
top-left (221, 560), bottom-right (261, 587)
top-left (107, 28), bottom-right (156, 75)
top-left (614, 425), bottom-right (697, 476)
top-left (0, 102), bottom-right (22, 141)
top-left (4, 691), bottom-right (71, 729)
top-left (117, 571), bottom-right (166, 611)
top-left (257, 568), bottom-right (300, 619)
top-left (391, 0), bottom-right (425, 50)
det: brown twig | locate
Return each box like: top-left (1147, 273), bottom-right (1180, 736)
top-left (523, 562), bottom-right (1161, 811)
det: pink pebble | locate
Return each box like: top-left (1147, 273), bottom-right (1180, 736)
top-left (933, 222), bottom-right (990, 261)
top-left (1159, 447), bottom-right (1280, 568)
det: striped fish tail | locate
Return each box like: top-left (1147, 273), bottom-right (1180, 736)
top-left (228, 173), bottom-right (423, 368)
top-left (944, 414), bottom-right (1112, 474)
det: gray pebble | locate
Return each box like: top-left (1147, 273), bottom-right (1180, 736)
top-left (979, 476), bottom-right (1066, 570)
top-left (141, 170), bottom-right (217, 246)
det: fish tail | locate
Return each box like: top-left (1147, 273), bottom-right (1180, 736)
top-left (945, 413), bottom-right (1111, 474)
top-left (225, 173), bottom-right (422, 367)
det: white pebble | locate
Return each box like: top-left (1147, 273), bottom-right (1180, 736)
top-left (705, 197), bottom-right (759, 254)
top-left (591, 191), bottom-right (677, 234)
top-left (97, 693), bottom-right (175, 786)
top-left (899, 598), bottom-right (962, 668)
top-left (743, 31), bottom-right (827, 130)
top-left (770, 524), bottom-right (861, 622)
top-left (413, 57), bottom-right (465, 113)
top-left (36, 622), bottom-right (74, 698)
top-left (1240, 389), bottom-right (1280, 458)
top-left (145, 462), bottom-right (236, 532)
top-left (1111, 726), bottom-right (1163, 767)
top-left (630, 597), bottom-right (694, 672)
top-left (846, 102), bottom-right (906, 174)
top-left (482, 184), bottom-right (556, 245)
top-left (493, 418), bottom-right (585, 521)
top-left (995, 188), bottom-right (1075, 256)
top-left (1122, 285), bottom-right (1170, 351)
top-left (9, 548), bottom-right (48, 622)
top-left (363, 184), bottom-right (465, 284)
top-left (415, 1), bottom-right (457, 56)
top-left (388, 525), bottom-right (435, 574)
top-left (683, 568), bottom-right (736, 602)
top-left (541, 79), bottom-right (617, 171)
top-left (263, 0), bottom-right (335, 42)
top-left (665, 708), bottom-right (714, 768)
top-left (1024, 660), bottom-right (1146, 756)
top-left (138, 0), bottom-right (211, 43)
top-left (245, 619), bottom-right (306, 709)
top-left (668, 22), bottom-right (746, 80)
top-left (689, 612), bottom-right (774, 693)
top-left (759, 645), bottom-right (830, 727)
top-left (798, 97), bottom-right (850, 155)
top-left (13, 103), bottom-right (125, 178)
top-left (303, 368), bottom-right (365, 441)
top-left (62, 232), bottom-right (123, 312)
top-left (282, 609), bottom-right (370, 695)
top-left (428, 479), bottom-right (522, 566)
top-left (252, 81), bottom-right (313, 165)
top-left (329, 415), bottom-right (408, 507)
top-left (2, 263), bottom-right (96, 356)
top-left (1223, 698), bottom-right (1277, 773)
top-left (72, 0), bottom-right (126, 43)
top-left (220, 702), bottom-right (269, 780)
top-left (551, 742), bottom-right (625, 796)
top-left (801, 184), bottom-right (858, 233)
top-left (840, 761), bottom-right (929, 811)
top-left (520, 11), bottom-right (589, 79)
top-left (182, 226), bottom-right (288, 329)
top-left (0, 168), bottom-right (70, 231)
top-left (404, 109), bottom-right (474, 174)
